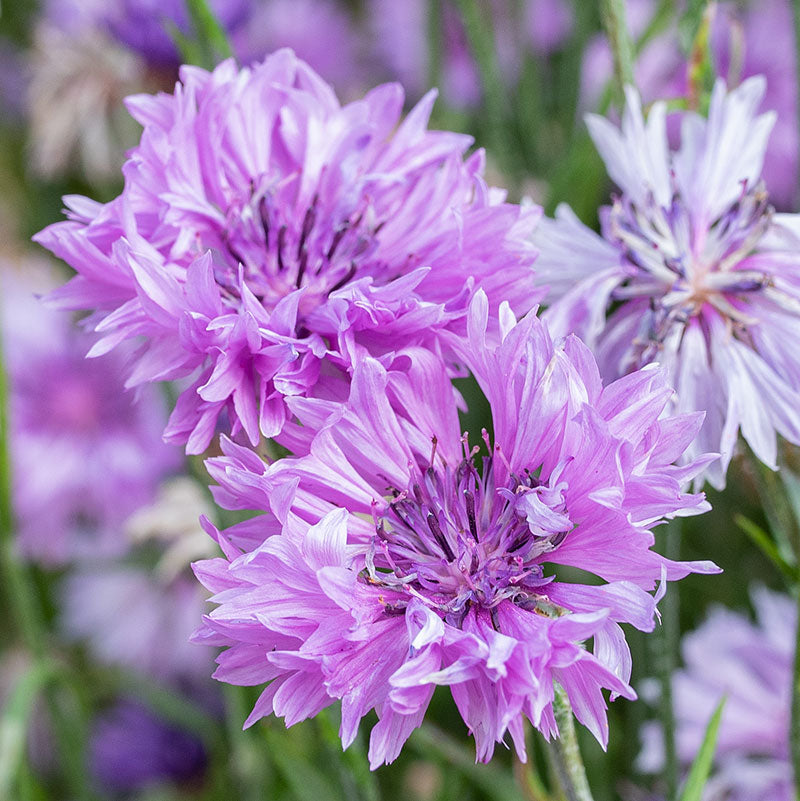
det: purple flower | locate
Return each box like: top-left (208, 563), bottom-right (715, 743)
top-left (43, 0), bottom-right (251, 68)
top-left (535, 78), bottom-right (800, 489)
top-left (640, 588), bottom-right (793, 801)
top-left (90, 700), bottom-right (207, 793)
top-left (193, 292), bottom-right (717, 768)
top-left (35, 50), bottom-right (539, 454)
top-left (1, 261), bottom-right (178, 565)
top-left (233, 0), bottom-right (362, 94)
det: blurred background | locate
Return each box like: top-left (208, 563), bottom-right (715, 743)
top-left (0, 1), bottom-right (796, 800)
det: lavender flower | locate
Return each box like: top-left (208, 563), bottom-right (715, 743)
top-left (640, 588), bottom-right (793, 801)
top-left (193, 292), bottom-right (717, 768)
top-left (1, 260), bottom-right (178, 564)
top-left (535, 78), bottom-right (800, 489)
top-left (35, 50), bottom-right (539, 454)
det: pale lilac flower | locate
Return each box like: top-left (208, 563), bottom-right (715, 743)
top-left (61, 566), bottom-right (211, 682)
top-left (35, 50), bottom-right (539, 454)
top-left (640, 589), bottom-right (793, 801)
top-left (193, 292), bottom-right (717, 768)
top-left (1, 260), bottom-right (178, 565)
top-left (535, 78), bottom-right (800, 489)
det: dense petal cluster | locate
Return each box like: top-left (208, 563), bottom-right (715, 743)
top-left (640, 588), bottom-right (793, 801)
top-left (535, 77), bottom-right (800, 488)
top-left (35, 50), bottom-right (539, 454)
top-left (193, 292), bottom-right (717, 767)
top-left (1, 261), bottom-right (178, 564)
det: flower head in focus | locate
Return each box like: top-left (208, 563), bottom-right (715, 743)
top-left (193, 292), bottom-right (717, 768)
top-left (35, 49), bottom-right (539, 454)
top-left (534, 77), bottom-right (800, 488)
top-left (1, 259), bottom-right (178, 565)
top-left (639, 588), bottom-right (793, 801)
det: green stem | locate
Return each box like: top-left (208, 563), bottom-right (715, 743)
top-left (548, 685), bottom-right (595, 801)
top-left (793, 584), bottom-right (800, 801)
top-left (650, 518), bottom-right (680, 801)
top-left (600, 0), bottom-right (636, 102)
top-left (451, 0), bottom-right (516, 173)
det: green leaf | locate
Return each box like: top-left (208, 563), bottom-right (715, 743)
top-left (185, 0), bottom-right (233, 63)
top-left (735, 514), bottom-right (797, 583)
top-left (0, 661), bottom-right (56, 798)
top-left (677, 697), bottom-right (726, 801)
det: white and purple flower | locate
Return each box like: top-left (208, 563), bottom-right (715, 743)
top-left (535, 77), bottom-right (800, 488)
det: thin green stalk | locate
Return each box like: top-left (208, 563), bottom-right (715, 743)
top-left (649, 518), bottom-right (681, 801)
top-left (792, 585), bottom-right (800, 801)
top-left (0, 327), bottom-right (44, 656)
top-left (600, 0), bottom-right (636, 102)
top-left (451, 0), bottom-right (516, 173)
top-left (547, 685), bottom-right (594, 801)
top-left (426, 0), bottom-right (444, 95)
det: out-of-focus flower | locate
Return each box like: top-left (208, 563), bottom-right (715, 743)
top-left (1, 258), bottom-right (178, 565)
top-left (639, 588), bottom-right (793, 801)
top-left (36, 50), bottom-right (539, 455)
top-left (125, 476), bottom-right (218, 580)
top-left (193, 292), bottom-right (717, 768)
top-left (89, 699), bottom-right (207, 793)
top-left (368, 0), bottom-right (572, 109)
top-left (61, 565), bottom-right (211, 682)
top-left (27, 17), bottom-right (145, 181)
top-left (234, 0), bottom-right (362, 94)
top-left (535, 78), bottom-right (800, 489)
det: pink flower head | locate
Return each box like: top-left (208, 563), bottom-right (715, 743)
top-left (35, 50), bottom-right (539, 454)
top-left (193, 292), bottom-right (717, 767)
top-left (640, 588), bottom-right (793, 801)
top-left (1, 261), bottom-right (178, 565)
top-left (535, 77), bottom-right (800, 489)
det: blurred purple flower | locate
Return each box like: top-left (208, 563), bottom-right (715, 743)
top-left (193, 291), bottom-right (717, 768)
top-left (535, 78), bottom-right (800, 489)
top-left (368, 0), bottom-right (572, 108)
top-left (234, 0), bottom-right (362, 93)
top-left (639, 588), bottom-right (793, 801)
top-left (35, 50), bottom-right (539, 455)
top-left (61, 566), bottom-right (211, 682)
top-left (90, 700), bottom-right (207, 793)
top-left (1, 261), bottom-right (178, 565)
top-left (43, 0), bottom-right (251, 68)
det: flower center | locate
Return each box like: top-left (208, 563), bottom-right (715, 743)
top-left (212, 181), bottom-right (389, 318)
top-left (365, 441), bottom-right (573, 627)
top-left (608, 179), bottom-right (778, 365)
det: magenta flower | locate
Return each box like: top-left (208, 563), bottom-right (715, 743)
top-left (35, 50), bottom-right (539, 454)
top-left (640, 588), bottom-right (793, 801)
top-left (1, 261), bottom-right (178, 565)
top-left (535, 78), bottom-right (800, 489)
top-left (193, 292), bottom-right (717, 767)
